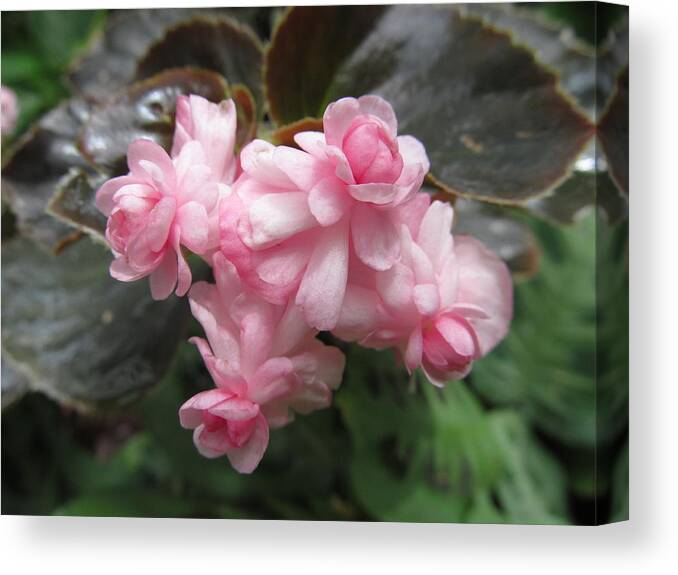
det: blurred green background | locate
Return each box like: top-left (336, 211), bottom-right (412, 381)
top-left (1, 5), bottom-right (628, 524)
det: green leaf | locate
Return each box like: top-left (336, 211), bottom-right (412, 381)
top-left (1, 237), bottom-right (189, 412)
top-left (1, 98), bottom-right (93, 253)
top-left (471, 211), bottom-right (628, 452)
top-left (339, 349), bottom-right (489, 522)
top-left (79, 67), bottom-right (229, 174)
top-left (265, 5), bottom-right (593, 205)
top-left (27, 10), bottom-right (105, 71)
top-left (610, 442), bottom-right (629, 522)
top-left (135, 16), bottom-right (264, 114)
top-left (54, 489), bottom-right (196, 518)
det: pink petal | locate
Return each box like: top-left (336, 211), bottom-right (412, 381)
top-left (177, 201), bottom-right (209, 254)
top-left (400, 226), bottom-right (436, 284)
top-left (189, 336), bottom-right (245, 395)
top-left (193, 425), bottom-right (230, 458)
top-left (296, 220), bottom-right (349, 331)
top-left (413, 283), bottom-right (440, 317)
top-left (358, 95), bottom-right (398, 138)
top-left (397, 135), bottom-right (430, 173)
top-left (335, 285), bottom-right (383, 342)
top-left (308, 176), bottom-right (351, 226)
top-left (110, 257), bottom-right (146, 282)
top-left (224, 413), bottom-right (269, 473)
top-left (145, 196), bottom-right (176, 252)
top-left (96, 175), bottom-right (138, 216)
top-left (416, 200), bottom-right (454, 268)
top-left (289, 381), bottom-right (331, 414)
top-left (175, 247), bottom-right (192, 297)
top-left (149, 250), bottom-right (178, 300)
top-left (393, 192), bottom-right (431, 237)
top-left (376, 262), bottom-right (415, 311)
top-left (295, 343), bottom-right (346, 391)
top-left (270, 302), bottom-right (312, 357)
top-left (179, 389), bottom-right (232, 429)
top-left (245, 192), bottom-right (317, 249)
top-left (238, 307), bottom-right (275, 379)
top-left (255, 235), bottom-right (313, 287)
top-left (240, 139), bottom-right (295, 189)
top-left (273, 146), bottom-right (329, 190)
top-left (347, 182), bottom-right (400, 205)
top-left (404, 327), bottom-right (423, 372)
top-left (323, 97), bottom-right (361, 147)
top-left (188, 284), bottom-right (240, 366)
top-left (212, 251), bottom-right (243, 302)
top-left (294, 131), bottom-right (327, 157)
top-left (435, 315), bottom-right (479, 359)
top-left (127, 139), bottom-right (175, 194)
top-left (209, 397), bottom-right (259, 421)
top-left (172, 95), bottom-right (237, 184)
top-left (351, 203), bottom-right (400, 271)
top-left (453, 236), bottom-right (513, 355)
top-left (250, 357), bottom-right (297, 405)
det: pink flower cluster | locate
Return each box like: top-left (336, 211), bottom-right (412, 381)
top-left (1, 85), bottom-right (18, 135)
top-left (96, 94), bottom-right (513, 473)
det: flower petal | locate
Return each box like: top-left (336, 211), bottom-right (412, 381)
top-left (397, 135), bottom-right (430, 173)
top-left (347, 182), bottom-right (400, 205)
top-left (127, 139), bottom-right (175, 193)
top-left (224, 413), bottom-right (269, 473)
top-left (245, 192), bottom-right (317, 249)
top-left (413, 283), bottom-right (440, 317)
top-left (296, 219), bottom-right (349, 330)
top-left (145, 196), bottom-right (176, 252)
top-left (416, 200), bottom-right (454, 268)
top-left (177, 201), bottom-right (209, 254)
top-left (193, 424), bottom-right (230, 458)
top-left (149, 250), bottom-right (177, 300)
top-left (110, 257), bottom-right (146, 282)
top-left (404, 327), bottom-right (423, 372)
top-left (240, 139), bottom-right (295, 189)
top-left (209, 396), bottom-right (259, 422)
top-left (273, 146), bottom-right (329, 190)
top-left (453, 236), bottom-right (513, 354)
top-left (358, 95), bottom-right (398, 138)
top-left (308, 176), bottom-right (351, 226)
top-left (250, 357), bottom-right (297, 405)
top-left (323, 97), bottom-right (361, 147)
top-left (335, 284), bottom-right (383, 342)
top-left (175, 246), bottom-right (192, 297)
top-left (179, 389), bottom-right (232, 429)
top-left (351, 203), bottom-right (400, 271)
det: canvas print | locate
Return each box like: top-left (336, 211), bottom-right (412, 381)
top-left (1, 3), bottom-right (628, 525)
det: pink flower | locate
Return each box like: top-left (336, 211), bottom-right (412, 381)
top-left (1, 85), bottom-right (18, 135)
top-left (221, 95), bottom-right (430, 330)
top-left (335, 200), bottom-right (513, 385)
top-left (96, 139), bottom-right (223, 299)
top-left (172, 95), bottom-right (238, 185)
top-left (179, 252), bottom-right (345, 473)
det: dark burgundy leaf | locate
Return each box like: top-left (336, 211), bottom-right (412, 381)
top-left (1, 99), bottom-right (93, 253)
top-left (79, 68), bottom-right (229, 174)
top-left (266, 5), bottom-right (593, 204)
top-left (135, 16), bottom-right (264, 113)
top-left (1, 237), bottom-right (188, 412)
